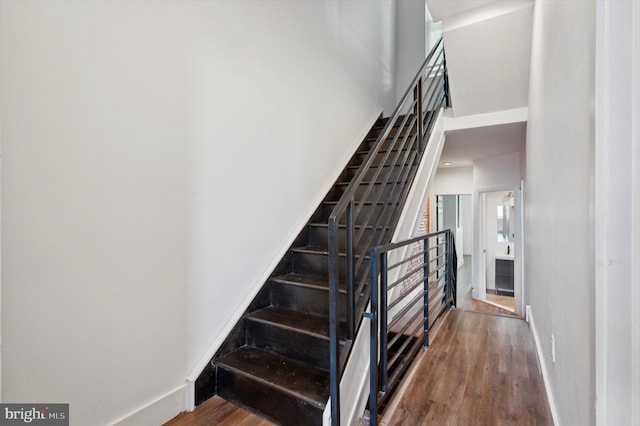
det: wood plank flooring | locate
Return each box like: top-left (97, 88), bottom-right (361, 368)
top-left (456, 256), bottom-right (518, 317)
top-left (386, 309), bottom-right (553, 425)
top-left (485, 293), bottom-right (516, 313)
top-left (163, 396), bottom-right (274, 426)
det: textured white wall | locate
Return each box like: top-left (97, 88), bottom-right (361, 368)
top-left (394, 0), bottom-right (426, 105)
top-left (594, 1), bottom-right (640, 424)
top-left (432, 166), bottom-right (473, 195)
top-left (526, 1), bottom-right (596, 424)
top-left (460, 194), bottom-right (473, 256)
top-left (429, 166), bottom-right (472, 236)
top-left (0, 1), bottom-right (398, 424)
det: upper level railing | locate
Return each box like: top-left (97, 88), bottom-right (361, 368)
top-left (367, 229), bottom-right (457, 424)
top-left (327, 37), bottom-right (449, 425)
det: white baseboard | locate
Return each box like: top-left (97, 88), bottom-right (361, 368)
top-left (528, 307), bottom-right (560, 426)
top-left (111, 384), bottom-right (188, 426)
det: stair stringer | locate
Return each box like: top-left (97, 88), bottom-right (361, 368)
top-left (329, 108), bottom-right (446, 425)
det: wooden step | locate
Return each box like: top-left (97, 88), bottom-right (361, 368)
top-left (318, 200), bottom-right (400, 223)
top-left (344, 163), bottom-right (408, 181)
top-left (334, 180), bottom-right (410, 200)
top-left (307, 222), bottom-right (391, 251)
top-left (215, 346), bottom-right (329, 426)
top-left (351, 148), bottom-right (415, 168)
top-left (268, 273), bottom-right (347, 319)
top-left (289, 246), bottom-right (370, 280)
top-left (245, 306), bottom-right (345, 370)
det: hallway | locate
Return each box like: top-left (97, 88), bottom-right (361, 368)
top-left (382, 309), bottom-right (552, 425)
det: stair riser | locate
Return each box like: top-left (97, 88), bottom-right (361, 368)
top-left (369, 124), bottom-right (414, 141)
top-left (345, 164), bottom-right (405, 182)
top-left (216, 367), bottom-right (324, 426)
top-left (290, 251), bottom-right (370, 284)
top-left (317, 203), bottom-right (398, 224)
top-left (269, 281), bottom-right (347, 320)
top-left (355, 182), bottom-right (402, 201)
top-left (290, 250), bottom-right (338, 279)
top-left (351, 149), bottom-right (414, 167)
top-left (246, 320), bottom-right (340, 370)
top-left (308, 225), bottom-right (388, 252)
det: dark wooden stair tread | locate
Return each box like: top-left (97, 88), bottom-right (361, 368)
top-left (215, 346), bottom-right (330, 409)
top-left (290, 246), bottom-right (371, 260)
top-left (246, 306), bottom-right (345, 340)
top-left (308, 222), bottom-right (391, 230)
top-left (271, 272), bottom-right (346, 293)
top-left (336, 180), bottom-right (406, 186)
top-left (356, 147), bottom-right (412, 155)
top-left (324, 200), bottom-right (399, 206)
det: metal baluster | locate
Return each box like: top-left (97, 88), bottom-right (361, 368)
top-left (424, 236), bottom-right (430, 348)
top-left (367, 247), bottom-right (379, 426)
top-left (347, 199), bottom-right (354, 338)
top-left (328, 217), bottom-right (340, 426)
top-left (380, 253), bottom-right (388, 392)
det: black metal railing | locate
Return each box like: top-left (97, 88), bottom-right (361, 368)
top-left (367, 230), bottom-right (457, 424)
top-left (327, 37), bottom-right (449, 424)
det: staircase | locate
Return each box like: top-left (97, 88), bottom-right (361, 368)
top-left (195, 118), bottom-right (416, 425)
top-left (195, 37), bottom-right (448, 426)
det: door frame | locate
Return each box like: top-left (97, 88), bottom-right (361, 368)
top-left (476, 186), bottom-right (524, 317)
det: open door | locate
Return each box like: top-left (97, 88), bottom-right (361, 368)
top-left (478, 189), bottom-right (521, 315)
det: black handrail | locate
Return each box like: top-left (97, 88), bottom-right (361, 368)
top-left (327, 37), bottom-right (449, 424)
top-left (367, 230), bottom-right (457, 424)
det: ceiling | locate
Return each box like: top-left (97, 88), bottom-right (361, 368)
top-left (426, 0), bottom-right (532, 167)
top-left (439, 122), bottom-right (526, 168)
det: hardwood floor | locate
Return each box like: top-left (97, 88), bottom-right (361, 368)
top-left (456, 256), bottom-right (518, 317)
top-left (486, 292), bottom-right (516, 313)
top-left (164, 396), bottom-right (274, 426)
top-left (385, 309), bottom-right (553, 425)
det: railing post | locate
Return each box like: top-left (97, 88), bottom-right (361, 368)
top-left (347, 199), bottom-right (355, 338)
top-left (328, 218), bottom-right (340, 426)
top-left (424, 236), bottom-right (430, 349)
top-left (448, 232), bottom-right (456, 309)
top-left (417, 77), bottom-right (425, 153)
top-left (443, 47), bottom-right (452, 108)
top-left (446, 231), bottom-right (452, 310)
top-left (368, 247), bottom-right (379, 426)
top-left (379, 253), bottom-right (388, 393)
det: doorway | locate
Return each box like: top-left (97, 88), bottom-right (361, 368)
top-left (478, 189), bottom-right (523, 316)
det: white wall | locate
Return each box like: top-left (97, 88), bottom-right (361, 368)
top-left (0, 1), bottom-right (398, 424)
top-left (431, 166), bottom-right (473, 195)
top-left (526, 1), bottom-right (596, 425)
top-left (594, 1), bottom-right (640, 424)
top-left (395, 0), bottom-right (426, 105)
top-left (441, 195), bottom-right (457, 233)
top-left (460, 194), bottom-right (472, 256)
top-left (425, 6), bottom-right (443, 55)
